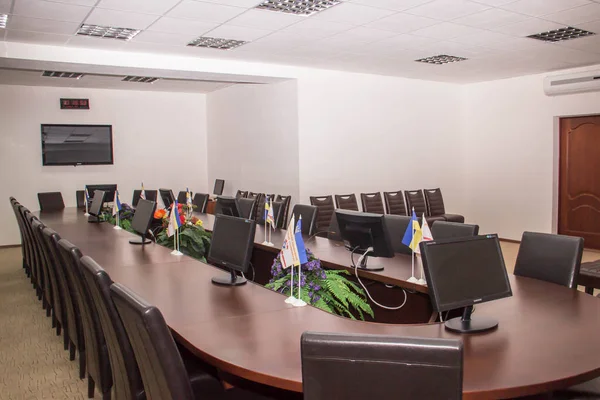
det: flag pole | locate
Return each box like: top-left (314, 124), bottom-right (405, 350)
top-left (417, 254), bottom-right (426, 285)
top-left (84, 198), bottom-right (90, 217)
top-left (113, 208), bottom-right (122, 230)
top-left (293, 263), bottom-right (307, 307)
top-left (285, 263), bottom-right (296, 304)
top-left (407, 207), bottom-right (418, 283)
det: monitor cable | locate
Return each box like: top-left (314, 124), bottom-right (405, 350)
top-left (351, 247), bottom-right (407, 310)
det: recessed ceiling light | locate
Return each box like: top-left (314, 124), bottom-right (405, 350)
top-left (42, 71), bottom-right (84, 79)
top-left (415, 55), bottom-right (468, 65)
top-left (122, 76), bottom-right (159, 83)
top-left (255, 0), bottom-right (341, 16)
top-left (527, 26), bottom-right (596, 42)
top-left (77, 24), bottom-right (140, 40)
top-left (187, 36), bottom-right (246, 50)
top-left (0, 14), bottom-right (7, 29)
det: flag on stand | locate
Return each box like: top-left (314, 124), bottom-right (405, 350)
top-left (140, 183), bottom-right (146, 200)
top-left (167, 201), bottom-right (182, 237)
top-left (415, 215), bottom-right (434, 254)
top-left (186, 187), bottom-right (192, 208)
top-left (281, 215), bottom-right (300, 269)
top-left (401, 210), bottom-right (422, 251)
top-left (266, 198), bottom-right (275, 228)
top-left (294, 217), bottom-right (308, 265)
top-left (84, 188), bottom-right (90, 207)
top-left (112, 190), bottom-right (122, 216)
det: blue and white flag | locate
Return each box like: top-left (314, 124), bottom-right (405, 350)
top-left (112, 190), bottom-right (122, 216)
top-left (186, 187), bottom-right (192, 208)
top-left (294, 216), bottom-right (308, 265)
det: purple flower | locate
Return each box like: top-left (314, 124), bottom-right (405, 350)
top-left (313, 295), bottom-right (320, 302)
top-left (308, 291), bottom-right (313, 298)
top-left (314, 285), bottom-right (321, 291)
top-left (285, 280), bottom-right (290, 287)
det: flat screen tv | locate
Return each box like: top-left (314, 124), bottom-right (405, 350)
top-left (41, 124), bottom-right (114, 166)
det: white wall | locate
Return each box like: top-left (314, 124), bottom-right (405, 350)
top-left (0, 84), bottom-right (208, 245)
top-left (463, 71), bottom-right (600, 240)
top-left (207, 80), bottom-right (300, 202)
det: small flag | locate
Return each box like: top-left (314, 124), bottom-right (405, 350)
top-left (186, 187), bottom-right (192, 208)
top-left (401, 210), bottom-right (422, 251)
top-left (281, 215), bottom-right (300, 269)
top-left (140, 183), bottom-right (146, 200)
top-left (294, 216), bottom-right (308, 265)
top-left (84, 188), bottom-right (90, 206)
top-left (415, 214), bottom-right (433, 254)
top-left (264, 195), bottom-right (270, 221)
top-left (266, 198), bottom-right (275, 228)
top-left (112, 190), bottom-right (122, 216)
top-left (167, 201), bottom-right (182, 237)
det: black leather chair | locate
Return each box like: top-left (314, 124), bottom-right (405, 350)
top-left (383, 190), bottom-right (407, 216)
top-left (9, 200), bottom-right (30, 276)
top-left (133, 190), bottom-right (158, 207)
top-left (25, 212), bottom-right (45, 301)
top-left (76, 190), bottom-right (86, 209)
top-left (249, 193), bottom-right (265, 221)
top-left (431, 221), bottom-right (479, 239)
top-left (236, 190), bottom-right (248, 199)
top-left (301, 332), bottom-right (463, 400)
top-left (404, 190), bottom-right (444, 225)
top-left (275, 195), bottom-right (291, 229)
top-left (290, 204), bottom-right (318, 236)
top-left (159, 189), bottom-right (175, 209)
top-left (258, 200), bottom-right (284, 228)
top-left (310, 195), bottom-right (335, 233)
top-left (514, 232), bottom-right (584, 289)
top-left (423, 188), bottom-right (465, 223)
top-left (58, 239), bottom-right (112, 399)
top-left (31, 219), bottom-right (55, 318)
top-left (383, 215), bottom-right (413, 255)
top-left (334, 194), bottom-right (359, 211)
top-left (360, 192), bottom-right (385, 214)
top-left (192, 193), bottom-right (209, 213)
top-left (327, 213), bottom-right (342, 242)
top-left (178, 191), bottom-right (191, 205)
top-left (238, 198), bottom-right (257, 220)
top-left (38, 192), bottom-right (65, 211)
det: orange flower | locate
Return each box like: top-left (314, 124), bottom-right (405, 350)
top-left (154, 209), bottom-right (166, 219)
top-left (191, 216), bottom-right (199, 225)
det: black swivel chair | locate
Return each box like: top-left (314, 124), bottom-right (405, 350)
top-left (178, 191), bottom-right (191, 205)
top-left (290, 204), bottom-right (318, 236)
top-left (360, 192), bottom-right (385, 214)
top-left (192, 193), bottom-right (209, 213)
top-left (236, 190), bottom-right (249, 199)
top-left (275, 195), bottom-right (291, 229)
top-left (76, 190), bottom-right (86, 209)
top-left (383, 191), bottom-right (407, 215)
top-left (514, 232), bottom-right (584, 289)
top-left (423, 188), bottom-right (465, 223)
top-left (301, 332), bottom-right (463, 400)
top-left (383, 215), bottom-right (413, 255)
top-left (238, 198), bottom-right (257, 220)
top-left (431, 221), bottom-right (479, 239)
top-left (133, 190), bottom-right (158, 207)
top-left (310, 195), bottom-right (335, 233)
top-left (404, 190), bottom-right (444, 225)
top-left (38, 192), bottom-right (65, 211)
top-left (334, 194), bottom-right (359, 211)
top-left (159, 189), bottom-right (175, 209)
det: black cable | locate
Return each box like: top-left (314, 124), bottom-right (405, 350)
top-left (306, 230), bottom-right (334, 242)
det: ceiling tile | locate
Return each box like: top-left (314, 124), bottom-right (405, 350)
top-left (204, 24), bottom-right (272, 41)
top-left (411, 22), bottom-right (485, 39)
top-left (555, 33), bottom-right (600, 54)
top-left (365, 12), bottom-right (438, 33)
top-left (405, 0), bottom-right (490, 21)
top-left (369, 33), bottom-right (439, 50)
top-left (491, 17), bottom-right (565, 36)
top-left (484, 36), bottom-right (551, 51)
top-left (96, 0), bottom-right (182, 15)
top-left (131, 30), bottom-right (194, 46)
top-left (311, 2), bottom-right (397, 25)
top-left (347, 0), bottom-right (434, 12)
top-left (4, 29), bottom-right (72, 45)
top-left (452, 8), bottom-right (530, 29)
top-left (13, 0), bottom-right (92, 23)
top-left (85, 8), bottom-right (159, 30)
top-left (199, 0), bottom-right (262, 7)
top-left (334, 26), bottom-right (400, 43)
top-left (0, 0), bottom-right (10, 13)
top-left (541, 3), bottom-right (600, 26)
top-left (282, 18), bottom-right (353, 39)
top-left (226, 9), bottom-right (305, 30)
top-left (7, 15), bottom-right (80, 34)
top-left (470, 0), bottom-right (518, 5)
top-left (147, 17), bottom-right (218, 36)
top-left (500, 0), bottom-right (593, 17)
top-left (236, 32), bottom-right (313, 52)
top-left (166, 1), bottom-right (246, 23)
top-left (450, 30), bottom-right (514, 46)
top-left (45, 0), bottom-right (98, 6)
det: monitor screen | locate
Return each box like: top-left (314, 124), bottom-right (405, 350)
top-left (89, 190), bottom-right (106, 217)
top-left (208, 214), bottom-right (256, 273)
top-left (215, 196), bottom-right (239, 217)
top-left (335, 210), bottom-right (394, 258)
top-left (131, 199), bottom-right (156, 235)
top-left (159, 189), bottom-right (175, 209)
top-left (213, 179), bottom-right (225, 195)
top-left (420, 234), bottom-right (512, 312)
top-left (86, 184), bottom-right (117, 202)
top-left (42, 124), bottom-right (113, 166)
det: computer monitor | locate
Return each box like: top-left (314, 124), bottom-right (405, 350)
top-left (335, 210), bottom-right (394, 271)
top-left (213, 179), bottom-right (225, 195)
top-left (214, 196), bottom-right (240, 217)
top-left (208, 214), bottom-right (256, 286)
top-left (86, 184), bottom-right (117, 202)
top-left (158, 189), bottom-right (175, 209)
top-left (420, 234), bottom-right (513, 334)
top-left (88, 190), bottom-right (106, 223)
top-left (129, 199), bottom-right (156, 246)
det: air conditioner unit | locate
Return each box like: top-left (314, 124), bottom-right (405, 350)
top-left (544, 69), bottom-right (600, 96)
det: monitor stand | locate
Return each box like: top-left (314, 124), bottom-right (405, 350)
top-left (212, 268), bottom-right (247, 286)
top-left (87, 215), bottom-right (102, 223)
top-left (444, 305), bottom-right (498, 334)
top-left (129, 234), bottom-right (151, 245)
top-left (355, 254), bottom-right (384, 272)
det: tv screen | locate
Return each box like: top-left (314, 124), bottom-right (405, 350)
top-left (41, 124), bottom-right (113, 166)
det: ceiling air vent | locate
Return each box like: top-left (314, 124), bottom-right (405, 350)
top-left (42, 71), bottom-right (84, 79)
top-left (77, 24), bottom-right (141, 41)
top-left (415, 55), bottom-right (468, 65)
top-left (527, 26), bottom-right (595, 42)
top-left (122, 76), bottom-right (159, 83)
top-left (187, 36), bottom-right (246, 50)
top-left (255, 0), bottom-right (342, 16)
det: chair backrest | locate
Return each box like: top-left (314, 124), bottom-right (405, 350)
top-left (110, 283), bottom-right (195, 400)
top-left (80, 257), bottom-right (144, 400)
top-left (424, 188), bottom-right (446, 216)
top-left (383, 215), bottom-right (413, 255)
top-left (291, 204), bottom-right (318, 236)
top-left (177, 191), bottom-right (190, 205)
top-left (310, 195), bottom-right (335, 231)
top-left (237, 198), bottom-right (257, 220)
top-left (133, 190), bottom-right (158, 207)
top-left (192, 193), bottom-right (209, 213)
top-left (334, 194), bottom-right (359, 211)
top-left (301, 332), bottom-right (463, 400)
top-left (431, 221), bottom-right (479, 240)
top-left (38, 192), bottom-right (65, 211)
top-left (383, 191), bottom-right (407, 216)
top-left (275, 195), bottom-right (292, 229)
top-left (58, 239), bottom-right (112, 393)
top-left (159, 189), bottom-right (175, 209)
top-left (327, 213), bottom-right (342, 242)
top-left (360, 192), bottom-right (385, 214)
top-left (76, 190), bottom-right (85, 208)
top-left (252, 193), bottom-right (265, 221)
top-left (404, 190), bottom-right (427, 216)
top-left (32, 218), bottom-right (53, 307)
top-left (236, 190), bottom-right (248, 199)
top-left (514, 232), bottom-right (584, 289)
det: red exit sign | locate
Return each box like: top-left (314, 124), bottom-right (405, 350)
top-left (60, 98), bottom-right (90, 110)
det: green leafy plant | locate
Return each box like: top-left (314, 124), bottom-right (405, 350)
top-left (266, 249), bottom-right (374, 320)
top-left (102, 204), bottom-right (135, 233)
top-left (153, 205), bottom-right (211, 262)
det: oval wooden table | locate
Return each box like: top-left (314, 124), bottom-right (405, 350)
top-left (37, 208), bottom-right (600, 399)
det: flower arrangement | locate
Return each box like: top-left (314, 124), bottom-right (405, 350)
top-left (104, 203), bottom-right (135, 232)
top-left (154, 204), bottom-right (211, 262)
top-left (266, 249), bottom-right (374, 320)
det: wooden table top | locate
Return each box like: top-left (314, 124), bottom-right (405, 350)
top-left (37, 208), bottom-right (600, 399)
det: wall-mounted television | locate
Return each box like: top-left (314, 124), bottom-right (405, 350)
top-left (41, 124), bottom-right (114, 166)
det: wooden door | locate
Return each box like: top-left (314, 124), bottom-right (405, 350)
top-left (559, 115), bottom-right (600, 249)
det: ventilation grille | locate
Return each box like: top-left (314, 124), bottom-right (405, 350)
top-left (415, 55), bottom-right (468, 65)
top-left (122, 76), bottom-right (159, 83)
top-left (187, 36), bottom-right (246, 50)
top-left (0, 14), bottom-right (7, 29)
top-left (256, 0), bottom-right (342, 16)
top-left (77, 24), bottom-right (141, 40)
top-left (42, 71), bottom-right (84, 79)
top-left (527, 26), bottom-right (596, 42)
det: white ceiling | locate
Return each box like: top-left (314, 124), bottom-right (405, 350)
top-left (1, 0), bottom-right (600, 83)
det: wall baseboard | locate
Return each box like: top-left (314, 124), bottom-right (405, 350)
top-left (0, 244), bottom-right (21, 249)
